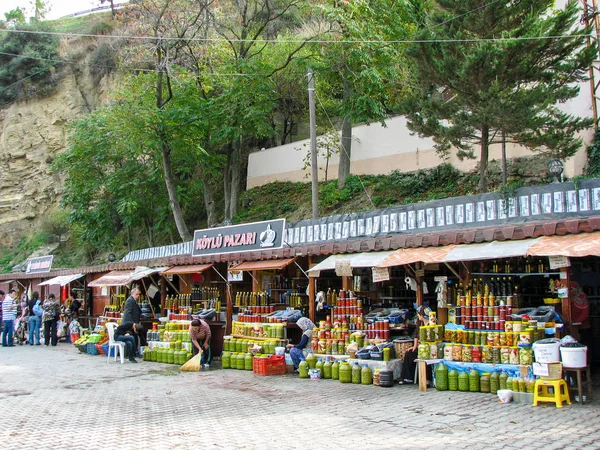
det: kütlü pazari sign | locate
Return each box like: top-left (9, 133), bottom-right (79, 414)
top-left (192, 219), bottom-right (286, 257)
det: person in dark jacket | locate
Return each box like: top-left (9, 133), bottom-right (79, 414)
top-left (286, 317), bottom-right (314, 371)
top-left (122, 288), bottom-right (141, 324)
top-left (399, 305), bottom-right (432, 385)
top-left (115, 322), bottom-right (144, 363)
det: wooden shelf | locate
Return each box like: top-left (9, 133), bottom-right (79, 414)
top-left (232, 334), bottom-right (288, 341)
top-left (471, 272), bottom-right (560, 277)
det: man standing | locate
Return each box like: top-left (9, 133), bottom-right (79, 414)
top-left (122, 288), bottom-right (141, 324)
top-left (2, 289), bottom-right (18, 347)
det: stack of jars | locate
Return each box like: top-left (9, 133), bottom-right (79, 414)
top-left (231, 321), bottom-right (285, 339)
top-left (223, 337), bottom-right (287, 355)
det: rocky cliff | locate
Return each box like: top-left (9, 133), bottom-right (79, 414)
top-left (0, 67), bottom-right (111, 246)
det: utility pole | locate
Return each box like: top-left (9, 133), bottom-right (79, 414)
top-left (308, 68), bottom-right (319, 219)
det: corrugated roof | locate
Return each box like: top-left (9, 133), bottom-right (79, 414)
top-left (229, 258), bottom-right (296, 272)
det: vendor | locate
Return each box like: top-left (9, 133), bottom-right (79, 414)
top-left (399, 305), bottom-right (432, 385)
top-left (189, 319), bottom-right (211, 367)
top-left (114, 322), bottom-right (144, 363)
top-left (286, 317), bottom-right (315, 372)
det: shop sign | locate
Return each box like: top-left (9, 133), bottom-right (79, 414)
top-left (415, 269), bottom-right (425, 277)
top-left (424, 263), bottom-right (440, 271)
top-left (372, 267), bottom-right (390, 283)
top-left (557, 287), bottom-right (569, 298)
top-left (227, 262), bottom-right (244, 282)
top-left (192, 219), bottom-right (285, 257)
top-left (25, 255), bottom-right (53, 274)
top-left (548, 255), bottom-right (570, 269)
top-left (335, 260), bottom-right (353, 277)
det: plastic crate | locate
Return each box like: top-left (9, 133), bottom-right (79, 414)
top-left (86, 342), bottom-right (99, 355)
top-left (253, 355), bottom-right (286, 376)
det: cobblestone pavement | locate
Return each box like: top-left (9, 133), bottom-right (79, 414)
top-left (1, 344), bottom-right (599, 450)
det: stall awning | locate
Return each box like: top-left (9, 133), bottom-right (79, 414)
top-left (378, 246), bottom-right (456, 268)
top-left (308, 251), bottom-right (395, 273)
top-left (161, 264), bottom-right (214, 275)
top-left (441, 238), bottom-right (541, 263)
top-left (229, 258), bottom-right (296, 272)
top-left (88, 271), bottom-right (134, 287)
top-left (129, 266), bottom-right (168, 281)
top-left (38, 273), bottom-right (84, 287)
top-left (527, 232), bottom-right (600, 257)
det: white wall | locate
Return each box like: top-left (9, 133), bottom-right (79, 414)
top-left (247, 0), bottom-right (596, 189)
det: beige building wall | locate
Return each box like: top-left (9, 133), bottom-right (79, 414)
top-left (248, 25), bottom-right (596, 190)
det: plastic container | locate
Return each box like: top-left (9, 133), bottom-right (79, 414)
top-left (352, 362), bottom-right (362, 384)
top-left (532, 338), bottom-right (560, 363)
top-left (299, 360), bottom-right (309, 378)
top-left (274, 346), bottom-right (285, 356)
top-left (497, 389), bottom-right (512, 403)
top-left (560, 345), bottom-right (588, 368)
top-left (379, 369), bottom-right (394, 387)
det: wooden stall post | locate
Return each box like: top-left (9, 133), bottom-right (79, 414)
top-left (308, 256), bottom-right (316, 323)
top-left (226, 282), bottom-right (233, 335)
top-left (561, 267), bottom-right (573, 338)
top-left (160, 275), bottom-right (166, 316)
top-left (342, 276), bottom-right (352, 291)
top-left (415, 263), bottom-right (423, 307)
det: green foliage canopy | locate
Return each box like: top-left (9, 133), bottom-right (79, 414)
top-left (404, 0), bottom-right (595, 192)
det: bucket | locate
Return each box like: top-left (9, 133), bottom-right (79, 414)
top-left (274, 347), bottom-right (285, 356)
top-left (532, 338), bottom-right (560, 363)
top-left (560, 346), bottom-right (588, 368)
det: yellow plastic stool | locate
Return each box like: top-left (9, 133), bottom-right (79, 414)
top-left (533, 379), bottom-right (571, 408)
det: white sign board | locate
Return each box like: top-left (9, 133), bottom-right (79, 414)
top-left (532, 362), bottom-right (549, 377)
top-left (335, 260), bottom-right (353, 277)
top-left (557, 287), bottom-right (569, 299)
top-left (372, 267), bottom-right (390, 283)
top-left (548, 255), bottom-right (570, 269)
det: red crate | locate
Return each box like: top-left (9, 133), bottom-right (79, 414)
top-left (253, 355), bottom-right (286, 376)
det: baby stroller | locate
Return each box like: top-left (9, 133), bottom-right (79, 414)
top-left (14, 313), bottom-right (29, 345)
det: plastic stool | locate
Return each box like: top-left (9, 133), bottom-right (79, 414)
top-left (533, 379), bottom-right (571, 408)
top-left (563, 366), bottom-right (593, 404)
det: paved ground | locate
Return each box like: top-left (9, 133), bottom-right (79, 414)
top-left (1, 344), bottom-right (599, 450)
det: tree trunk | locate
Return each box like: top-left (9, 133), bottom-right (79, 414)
top-left (161, 141), bottom-right (192, 241)
top-left (338, 80), bottom-right (353, 188)
top-left (479, 125), bottom-right (490, 193)
top-left (199, 165), bottom-right (218, 227)
top-left (223, 146), bottom-right (232, 220)
top-left (229, 138), bottom-right (243, 219)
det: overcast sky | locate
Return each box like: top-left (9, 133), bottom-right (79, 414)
top-left (1, 1), bottom-right (129, 21)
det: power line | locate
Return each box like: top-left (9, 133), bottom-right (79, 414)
top-left (0, 26), bottom-right (592, 44)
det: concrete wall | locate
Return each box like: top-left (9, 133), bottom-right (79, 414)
top-left (247, 1), bottom-right (596, 190)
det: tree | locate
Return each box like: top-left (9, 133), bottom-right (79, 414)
top-left (122, 0), bottom-right (216, 241)
top-left (29, 0), bottom-right (49, 22)
top-left (100, 0), bottom-right (117, 19)
top-left (404, 0), bottom-right (595, 193)
top-left (4, 8), bottom-right (26, 26)
top-left (209, 0), bottom-right (321, 220)
top-left (318, 0), bottom-right (417, 188)
top-left (0, 22), bottom-right (60, 103)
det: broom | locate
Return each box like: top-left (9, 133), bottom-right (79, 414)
top-left (181, 349), bottom-right (203, 372)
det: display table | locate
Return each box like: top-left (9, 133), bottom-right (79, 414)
top-left (314, 354), bottom-right (402, 380)
top-left (440, 361), bottom-right (530, 378)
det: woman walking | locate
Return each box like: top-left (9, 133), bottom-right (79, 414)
top-left (42, 294), bottom-right (60, 346)
top-left (28, 292), bottom-right (42, 345)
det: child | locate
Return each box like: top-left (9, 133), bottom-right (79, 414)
top-left (69, 315), bottom-right (81, 343)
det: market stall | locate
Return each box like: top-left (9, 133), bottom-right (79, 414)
top-left (160, 264), bottom-right (226, 356)
top-left (228, 257), bottom-right (308, 343)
